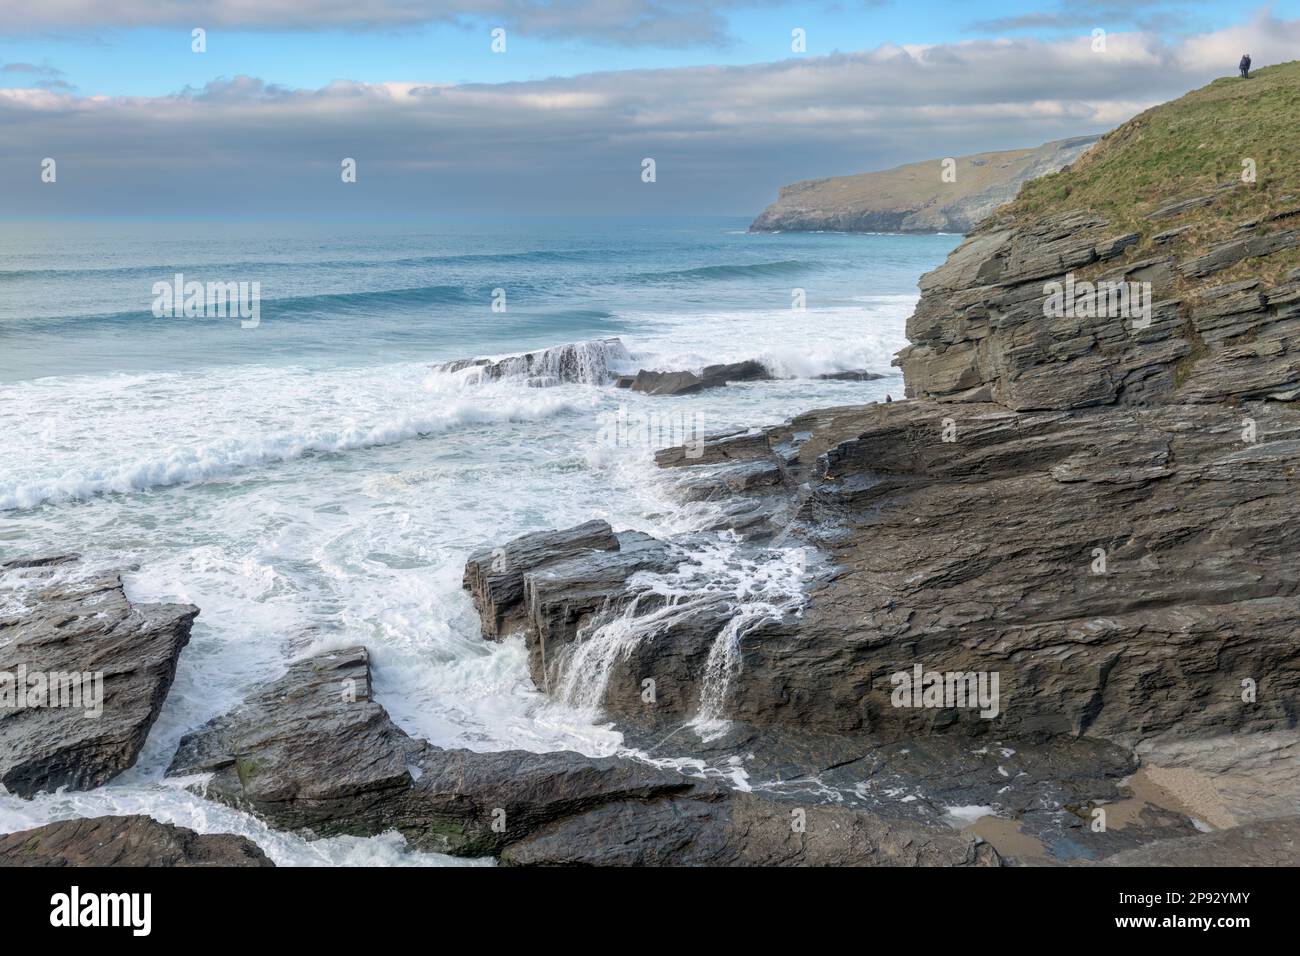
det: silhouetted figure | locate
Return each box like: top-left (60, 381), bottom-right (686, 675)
top-left (1240, 53), bottom-right (1252, 79)
top-left (885, 394), bottom-right (892, 403)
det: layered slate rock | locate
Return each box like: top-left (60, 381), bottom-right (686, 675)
top-left (502, 790), bottom-right (1000, 867)
top-left (167, 647), bottom-right (998, 866)
top-left (643, 398), bottom-right (1300, 745)
top-left (895, 201), bottom-right (1300, 410)
top-left (466, 81), bottom-right (1300, 771)
top-left (167, 647), bottom-right (691, 856)
top-left (0, 816), bottom-right (273, 867)
top-left (0, 558), bottom-right (199, 797)
top-left (463, 519), bottom-right (620, 640)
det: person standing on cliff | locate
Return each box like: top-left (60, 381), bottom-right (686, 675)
top-left (1240, 53), bottom-right (1252, 78)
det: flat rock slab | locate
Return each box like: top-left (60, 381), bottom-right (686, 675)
top-left (167, 647), bottom-right (998, 866)
top-left (0, 815), bottom-right (272, 867)
top-left (0, 558), bottom-right (198, 797)
top-left (501, 789), bottom-right (1000, 867)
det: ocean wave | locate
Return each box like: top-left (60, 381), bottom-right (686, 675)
top-left (10, 284), bottom-right (480, 331)
top-left (0, 394), bottom-right (582, 511)
top-left (0, 249), bottom-right (605, 282)
top-left (629, 260), bottom-right (807, 283)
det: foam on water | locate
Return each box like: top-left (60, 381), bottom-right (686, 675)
top-left (0, 220), bottom-right (957, 863)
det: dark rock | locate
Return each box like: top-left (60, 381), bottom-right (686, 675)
top-left (655, 429), bottom-right (773, 468)
top-left (700, 360), bottom-right (771, 386)
top-left (0, 559), bottom-right (199, 797)
top-left (523, 531), bottom-right (683, 691)
top-left (1151, 226), bottom-right (1191, 244)
top-left (674, 458), bottom-right (784, 502)
top-left (1180, 229), bottom-right (1300, 279)
top-left (622, 360), bottom-right (772, 396)
top-left (815, 370), bottom-right (887, 381)
top-left (463, 519), bottom-right (620, 640)
top-left (167, 647), bottom-right (691, 857)
top-left (1, 553), bottom-right (80, 570)
top-left (628, 369), bottom-right (706, 395)
top-left (167, 647), bottom-right (997, 866)
top-left (502, 789), bottom-right (1001, 866)
top-left (0, 815), bottom-right (273, 867)
top-left (1149, 193), bottom-right (1218, 220)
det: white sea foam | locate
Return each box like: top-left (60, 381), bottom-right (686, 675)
top-left (0, 245), bottom-right (928, 864)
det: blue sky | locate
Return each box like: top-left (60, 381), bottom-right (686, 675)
top-left (2, 1), bottom-right (1297, 216)
top-left (4, 1), bottom-right (1293, 97)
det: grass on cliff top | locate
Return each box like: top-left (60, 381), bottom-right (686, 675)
top-left (1012, 60), bottom-right (1300, 236)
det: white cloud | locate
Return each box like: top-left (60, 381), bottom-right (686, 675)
top-left (0, 0), bottom-right (752, 46)
top-left (2, 14), bottom-right (1296, 215)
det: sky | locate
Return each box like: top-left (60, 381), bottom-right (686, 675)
top-left (1, 0), bottom-right (1297, 217)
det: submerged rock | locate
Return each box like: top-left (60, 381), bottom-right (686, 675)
top-left (432, 337), bottom-right (630, 386)
top-left (0, 815), bottom-right (273, 867)
top-left (618, 359), bottom-right (774, 396)
top-left (0, 558), bottom-right (199, 797)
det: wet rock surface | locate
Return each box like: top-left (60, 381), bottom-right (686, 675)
top-left (0, 557), bottom-right (199, 797)
top-left (460, 119), bottom-right (1300, 867)
top-left (0, 815), bottom-right (273, 867)
top-left (166, 647), bottom-right (997, 865)
top-left (616, 360), bottom-right (778, 395)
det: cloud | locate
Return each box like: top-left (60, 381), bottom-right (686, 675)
top-left (966, 1), bottom-right (1214, 34)
top-left (0, 0), bottom-right (756, 47)
top-left (1, 62), bottom-right (65, 75)
top-left (2, 12), bottom-right (1296, 216)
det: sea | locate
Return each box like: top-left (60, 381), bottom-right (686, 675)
top-left (0, 216), bottom-right (960, 864)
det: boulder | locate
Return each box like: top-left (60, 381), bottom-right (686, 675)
top-left (463, 519), bottom-right (620, 640)
top-left (0, 558), bottom-right (198, 797)
top-left (0, 815), bottom-right (272, 867)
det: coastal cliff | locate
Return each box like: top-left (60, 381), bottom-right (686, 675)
top-left (456, 63), bottom-right (1300, 861)
top-left (750, 135), bottom-right (1099, 234)
top-left (5, 67), bottom-right (1297, 868)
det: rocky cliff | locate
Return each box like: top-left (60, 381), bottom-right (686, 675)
top-left (464, 63), bottom-right (1300, 863)
top-left (750, 135), bottom-right (1099, 234)
top-left (6, 69), bottom-right (1295, 868)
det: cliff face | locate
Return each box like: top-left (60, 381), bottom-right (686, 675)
top-left (459, 66), bottom-right (1300, 857)
top-left (750, 135), bottom-right (1099, 234)
top-left (731, 64), bottom-right (1300, 747)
